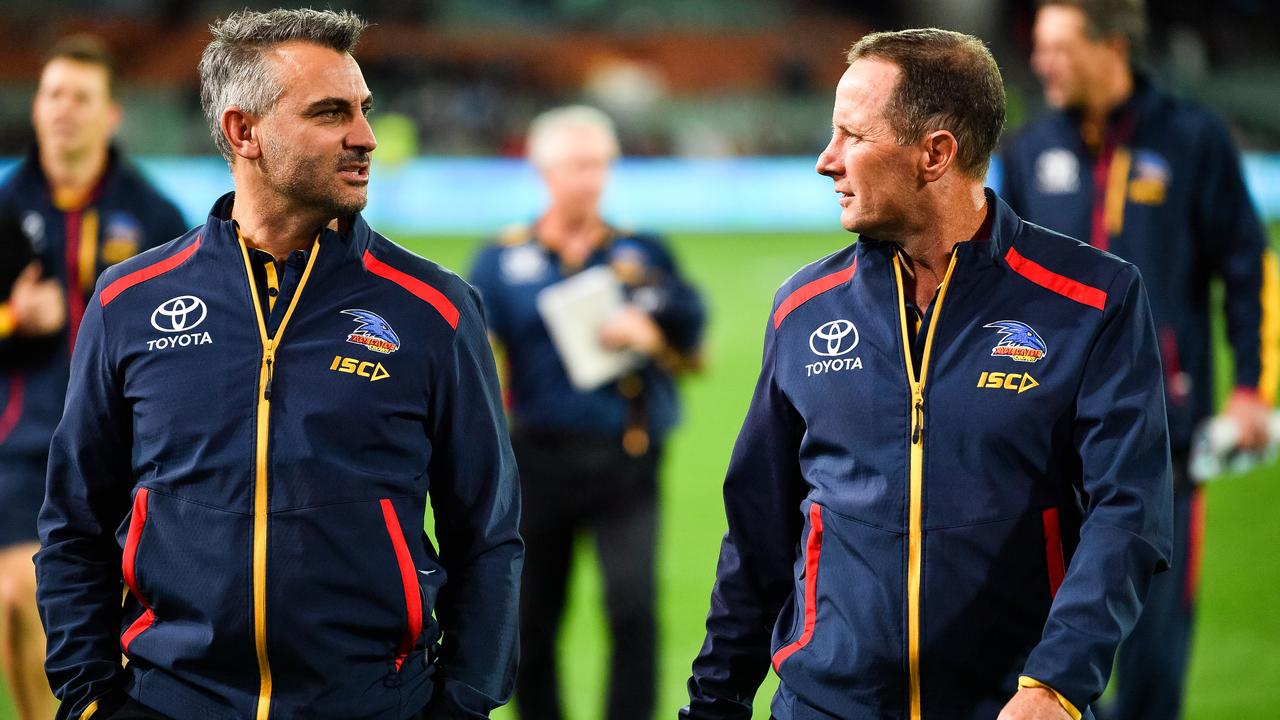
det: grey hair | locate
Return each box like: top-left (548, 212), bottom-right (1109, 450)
top-left (199, 8), bottom-right (369, 163)
top-left (527, 105), bottom-right (620, 168)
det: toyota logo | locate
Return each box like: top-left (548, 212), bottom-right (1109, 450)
top-left (151, 295), bottom-right (208, 333)
top-left (809, 319), bottom-right (859, 357)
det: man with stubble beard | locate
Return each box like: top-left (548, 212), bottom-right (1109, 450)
top-left (35, 9), bottom-right (522, 720)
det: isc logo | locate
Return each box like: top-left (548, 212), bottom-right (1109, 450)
top-left (330, 355), bottom-right (391, 382)
top-left (977, 371), bottom-right (1039, 394)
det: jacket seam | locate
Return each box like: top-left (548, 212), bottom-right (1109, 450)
top-left (924, 510), bottom-right (1042, 531)
top-left (817, 503), bottom-right (906, 535)
top-left (273, 494), bottom-right (419, 514)
top-left (139, 487), bottom-right (250, 516)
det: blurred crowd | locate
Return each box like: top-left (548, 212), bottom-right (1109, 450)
top-left (2, 0), bottom-right (1280, 159)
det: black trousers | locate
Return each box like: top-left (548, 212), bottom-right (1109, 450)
top-left (512, 427), bottom-right (660, 720)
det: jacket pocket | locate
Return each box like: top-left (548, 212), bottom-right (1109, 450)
top-left (380, 498), bottom-right (423, 671)
top-left (772, 502), bottom-right (824, 671)
top-left (1042, 507), bottom-right (1066, 600)
top-left (121, 487), bottom-right (155, 653)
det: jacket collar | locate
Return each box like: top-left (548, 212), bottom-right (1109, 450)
top-left (17, 142), bottom-right (122, 208)
top-left (857, 188), bottom-right (1020, 268)
top-left (204, 191), bottom-right (372, 262)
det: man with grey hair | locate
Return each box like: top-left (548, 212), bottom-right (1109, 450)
top-left (684, 28), bottom-right (1171, 720)
top-left (36, 9), bottom-right (522, 720)
top-left (470, 105), bottom-right (704, 720)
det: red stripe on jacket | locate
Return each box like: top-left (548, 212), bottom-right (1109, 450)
top-left (0, 373), bottom-right (24, 445)
top-left (771, 503), bottom-right (825, 671)
top-left (1005, 247), bottom-right (1107, 311)
top-left (65, 210), bottom-right (86, 351)
top-left (1042, 508), bottom-right (1066, 599)
top-left (121, 488), bottom-right (155, 652)
top-left (101, 238), bottom-right (202, 307)
top-left (363, 250), bottom-right (460, 329)
top-left (380, 499), bottom-right (424, 671)
top-left (773, 260), bottom-right (857, 329)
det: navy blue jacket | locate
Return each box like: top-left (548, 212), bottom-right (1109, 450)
top-left (36, 194), bottom-right (522, 720)
top-left (0, 145), bottom-right (185, 461)
top-left (685, 194), bottom-right (1172, 720)
top-left (1002, 76), bottom-right (1279, 451)
top-left (469, 225), bottom-right (705, 442)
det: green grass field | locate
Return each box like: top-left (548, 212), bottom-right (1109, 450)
top-left (2, 231), bottom-right (1276, 719)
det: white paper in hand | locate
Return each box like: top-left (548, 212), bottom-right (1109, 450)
top-left (536, 266), bottom-right (643, 391)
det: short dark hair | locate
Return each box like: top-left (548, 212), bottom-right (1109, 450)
top-left (199, 8), bottom-right (369, 163)
top-left (846, 28), bottom-right (1006, 179)
top-left (1038, 0), bottom-right (1148, 55)
top-left (44, 35), bottom-right (118, 98)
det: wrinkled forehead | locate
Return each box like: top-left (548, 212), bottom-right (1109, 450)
top-left (38, 58), bottom-right (111, 95)
top-left (833, 58), bottom-right (900, 126)
top-left (266, 41), bottom-right (370, 107)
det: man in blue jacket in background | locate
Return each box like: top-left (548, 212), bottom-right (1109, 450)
top-left (1002, 3), bottom-right (1279, 717)
top-left (685, 28), bottom-right (1172, 720)
top-left (471, 105), bottom-right (705, 720)
top-left (35, 9), bottom-right (521, 720)
top-left (0, 35), bottom-right (185, 719)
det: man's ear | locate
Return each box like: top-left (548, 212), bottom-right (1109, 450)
top-left (920, 129), bottom-right (959, 183)
top-left (1105, 34), bottom-right (1130, 61)
top-left (105, 101), bottom-right (123, 137)
top-left (221, 106), bottom-right (262, 160)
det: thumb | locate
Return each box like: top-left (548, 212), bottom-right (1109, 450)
top-left (14, 261), bottom-right (43, 288)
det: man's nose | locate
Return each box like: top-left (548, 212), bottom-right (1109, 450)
top-left (815, 140), bottom-right (841, 178)
top-left (347, 113), bottom-right (378, 154)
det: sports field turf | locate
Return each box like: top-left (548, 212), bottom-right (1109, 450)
top-left (3, 230), bottom-right (1276, 719)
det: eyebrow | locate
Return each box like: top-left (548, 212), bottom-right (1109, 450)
top-left (302, 95), bottom-right (374, 113)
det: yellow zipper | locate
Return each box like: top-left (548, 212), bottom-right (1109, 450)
top-left (237, 234), bottom-right (321, 720)
top-left (891, 249), bottom-right (959, 720)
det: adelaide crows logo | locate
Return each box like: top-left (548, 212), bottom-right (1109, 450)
top-left (984, 320), bottom-right (1047, 363)
top-left (342, 309), bottom-right (400, 354)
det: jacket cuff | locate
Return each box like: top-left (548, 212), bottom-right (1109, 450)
top-left (1231, 385), bottom-right (1273, 407)
top-left (0, 302), bottom-right (14, 338)
top-left (1018, 676), bottom-right (1082, 720)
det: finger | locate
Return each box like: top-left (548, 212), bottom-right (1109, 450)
top-left (14, 261), bottom-right (42, 287)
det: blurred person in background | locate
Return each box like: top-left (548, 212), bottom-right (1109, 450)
top-left (470, 105), bottom-right (705, 720)
top-left (0, 35), bottom-right (185, 720)
top-left (1002, 2), bottom-right (1279, 717)
top-left (685, 28), bottom-right (1172, 720)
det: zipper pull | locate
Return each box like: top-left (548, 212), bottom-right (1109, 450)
top-left (911, 399), bottom-right (923, 444)
top-left (264, 355), bottom-right (275, 401)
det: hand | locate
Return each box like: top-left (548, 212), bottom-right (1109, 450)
top-left (1222, 388), bottom-right (1271, 451)
top-left (8, 263), bottom-right (66, 337)
top-left (997, 687), bottom-right (1072, 720)
top-left (598, 305), bottom-right (665, 356)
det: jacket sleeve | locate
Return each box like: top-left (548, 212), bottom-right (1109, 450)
top-left (998, 143), bottom-right (1027, 215)
top-left (34, 283), bottom-right (135, 720)
top-left (683, 308), bottom-right (805, 720)
top-left (1193, 115), bottom-right (1274, 395)
top-left (635, 238), bottom-right (707, 355)
top-left (465, 245), bottom-right (509, 342)
top-left (1020, 264), bottom-right (1174, 715)
top-left (424, 285), bottom-right (523, 719)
